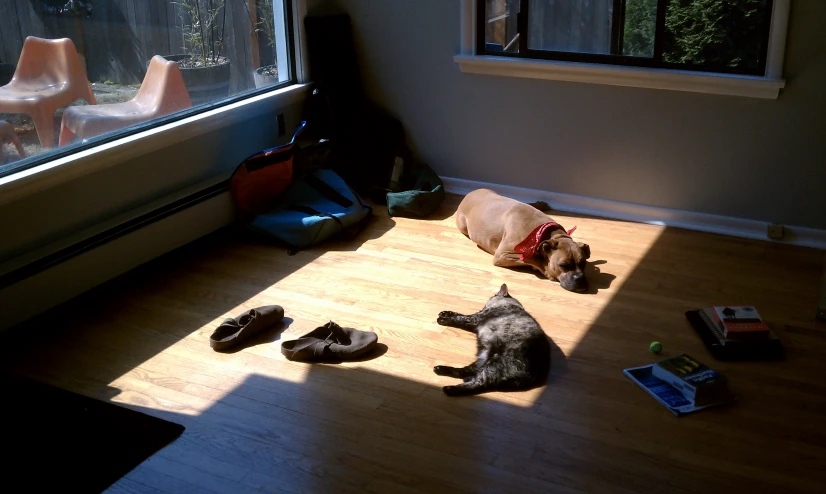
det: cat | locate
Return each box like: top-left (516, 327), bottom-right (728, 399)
top-left (434, 284), bottom-right (551, 396)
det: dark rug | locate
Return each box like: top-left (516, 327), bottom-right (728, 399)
top-left (0, 375), bottom-right (185, 493)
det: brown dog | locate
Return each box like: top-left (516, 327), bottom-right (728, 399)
top-left (456, 189), bottom-right (590, 292)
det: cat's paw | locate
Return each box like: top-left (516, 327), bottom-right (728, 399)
top-left (433, 365), bottom-right (451, 376)
top-left (442, 385), bottom-right (461, 396)
top-left (437, 311), bottom-right (458, 326)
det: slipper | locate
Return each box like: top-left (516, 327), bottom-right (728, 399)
top-left (281, 321), bottom-right (378, 361)
top-left (210, 305), bottom-right (284, 351)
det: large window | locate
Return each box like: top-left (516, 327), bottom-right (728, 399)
top-left (480, 0), bottom-right (774, 76)
top-left (0, 0), bottom-right (295, 176)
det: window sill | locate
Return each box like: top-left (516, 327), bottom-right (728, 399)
top-left (453, 55), bottom-right (785, 99)
top-left (0, 83), bottom-right (312, 207)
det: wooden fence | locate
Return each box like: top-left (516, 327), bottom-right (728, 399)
top-left (528, 0), bottom-right (614, 54)
top-left (0, 0), bottom-right (275, 94)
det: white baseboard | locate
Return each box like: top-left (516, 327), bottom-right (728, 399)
top-left (441, 177), bottom-right (826, 250)
top-left (0, 191), bottom-right (234, 332)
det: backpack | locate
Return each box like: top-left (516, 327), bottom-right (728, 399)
top-left (230, 121), bottom-right (307, 215)
top-left (247, 168), bottom-right (373, 250)
top-left (386, 161), bottom-right (446, 218)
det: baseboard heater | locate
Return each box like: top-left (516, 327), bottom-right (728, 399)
top-left (0, 181), bottom-right (234, 331)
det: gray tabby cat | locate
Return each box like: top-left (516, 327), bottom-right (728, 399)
top-left (434, 284), bottom-right (551, 396)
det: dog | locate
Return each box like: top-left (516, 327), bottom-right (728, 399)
top-left (456, 189), bottom-right (590, 292)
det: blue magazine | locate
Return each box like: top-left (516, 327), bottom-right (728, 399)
top-left (623, 364), bottom-right (733, 416)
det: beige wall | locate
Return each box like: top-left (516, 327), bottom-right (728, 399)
top-left (328, 0), bottom-right (826, 229)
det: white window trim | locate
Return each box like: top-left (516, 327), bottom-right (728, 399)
top-left (456, 0), bottom-right (790, 99)
top-left (0, 0), bottom-right (311, 206)
top-left (0, 83), bottom-right (310, 207)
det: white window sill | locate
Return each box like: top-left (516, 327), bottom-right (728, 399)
top-left (0, 83), bottom-right (311, 206)
top-left (454, 55), bottom-right (786, 99)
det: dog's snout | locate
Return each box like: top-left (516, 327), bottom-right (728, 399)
top-left (570, 272), bottom-right (588, 293)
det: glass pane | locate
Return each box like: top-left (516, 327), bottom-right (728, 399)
top-left (622, 0), bottom-right (658, 58)
top-left (0, 0), bottom-right (291, 170)
top-left (484, 0), bottom-right (521, 54)
top-left (528, 0), bottom-right (615, 55)
top-left (663, 0), bottom-right (772, 73)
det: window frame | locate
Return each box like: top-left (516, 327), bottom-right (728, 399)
top-left (0, 0), bottom-right (308, 190)
top-left (457, 0), bottom-right (790, 99)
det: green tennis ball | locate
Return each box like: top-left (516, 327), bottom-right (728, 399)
top-left (650, 341), bottom-right (663, 354)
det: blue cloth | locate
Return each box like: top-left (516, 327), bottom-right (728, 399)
top-left (249, 169), bottom-right (372, 249)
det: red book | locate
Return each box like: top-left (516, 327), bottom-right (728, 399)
top-left (712, 306), bottom-right (770, 340)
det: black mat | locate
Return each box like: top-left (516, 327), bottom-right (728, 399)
top-left (0, 375), bottom-right (185, 493)
top-left (685, 310), bottom-right (786, 361)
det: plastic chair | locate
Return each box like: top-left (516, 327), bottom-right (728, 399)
top-left (59, 56), bottom-right (192, 146)
top-left (0, 120), bottom-right (26, 162)
top-left (0, 37), bottom-right (96, 148)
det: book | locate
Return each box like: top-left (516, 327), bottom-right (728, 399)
top-left (698, 309), bottom-right (728, 345)
top-left (712, 306), bottom-right (770, 340)
top-left (623, 364), bottom-right (734, 416)
top-left (685, 309), bottom-right (785, 361)
top-left (651, 354), bottom-right (730, 407)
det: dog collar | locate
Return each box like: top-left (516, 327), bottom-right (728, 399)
top-left (513, 222), bottom-right (577, 260)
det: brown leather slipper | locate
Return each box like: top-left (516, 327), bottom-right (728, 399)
top-left (281, 321), bottom-right (378, 361)
top-left (210, 305), bottom-right (284, 352)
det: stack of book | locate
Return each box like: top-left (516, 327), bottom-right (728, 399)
top-left (685, 305), bottom-right (785, 360)
top-left (624, 353), bottom-right (735, 415)
top-left (710, 306), bottom-right (771, 341)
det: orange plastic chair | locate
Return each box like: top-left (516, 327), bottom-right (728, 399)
top-left (59, 56), bottom-right (192, 146)
top-left (0, 37), bottom-right (96, 148)
top-left (0, 120), bottom-right (26, 162)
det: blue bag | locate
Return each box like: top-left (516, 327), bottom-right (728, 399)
top-left (248, 169), bottom-right (372, 250)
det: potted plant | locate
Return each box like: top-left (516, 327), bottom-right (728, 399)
top-left (252, 0), bottom-right (278, 88)
top-left (166, 0), bottom-right (231, 105)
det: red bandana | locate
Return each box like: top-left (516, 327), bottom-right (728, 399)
top-left (513, 222), bottom-right (577, 260)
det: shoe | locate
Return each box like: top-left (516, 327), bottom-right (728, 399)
top-left (210, 305), bottom-right (284, 352)
top-left (281, 321), bottom-right (378, 361)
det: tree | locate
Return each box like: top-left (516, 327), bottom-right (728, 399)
top-left (663, 0), bottom-right (770, 72)
top-left (623, 0), bottom-right (658, 58)
top-left (621, 0), bottom-right (770, 73)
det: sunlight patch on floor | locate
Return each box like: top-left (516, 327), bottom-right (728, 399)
top-left (142, 213), bottom-right (667, 413)
top-left (535, 216), bottom-right (666, 344)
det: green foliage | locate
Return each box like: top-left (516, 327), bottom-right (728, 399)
top-left (174, 0), bottom-right (227, 66)
top-left (664, 0), bottom-right (768, 71)
top-left (256, 0), bottom-right (277, 50)
top-left (620, 0), bottom-right (770, 73)
top-left (623, 0), bottom-right (658, 57)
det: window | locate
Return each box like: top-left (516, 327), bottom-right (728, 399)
top-left (458, 0), bottom-right (789, 98)
top-left (481, 0), bottom-right (774, 76)
top-left (0, 0), bottom-right (296, 176)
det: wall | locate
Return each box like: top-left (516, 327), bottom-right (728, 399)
top-left (0, 92), bottom-right (305, 330)
top-left (331, 0), bottom-right (826, 230)
top-left (0, 97), bottom-right (303, 271)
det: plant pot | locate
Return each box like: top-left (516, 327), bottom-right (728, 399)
top-left (152, 55), bottom-right (231, 106)
top-left (253, 64), bottom-right (278, 89)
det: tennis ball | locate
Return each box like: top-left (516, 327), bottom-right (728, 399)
top-left (649, 341), bottom-right (663, 354)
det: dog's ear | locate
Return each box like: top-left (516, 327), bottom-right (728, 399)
top-left (496, 284), bottom-right (509, 297)
top-left (577, 242), bottom-right (591, 260)
top-left (538, 239), bottom-right (558, 259)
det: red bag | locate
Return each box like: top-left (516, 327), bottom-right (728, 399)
top-left (230, 121), bottom-right (307, 215)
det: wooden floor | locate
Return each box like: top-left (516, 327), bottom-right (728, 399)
top-left (4, 194), bottom-right (826, 493)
